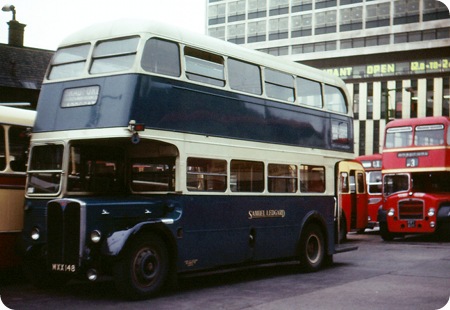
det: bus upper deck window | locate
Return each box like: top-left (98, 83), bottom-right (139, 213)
top-left (141, 38), bottom-right (181, 77)
top-left (184, 47), bottom-right (225, 87)
top-left (48, 44), bottom-right (90, 80)
top-left (415, 124), bottom-right (444, 146)
top-left (90, 36), bottom-right (139, 74)
top-left (265, 68), bottom-right (295, 102)
top-left (385, 126), bottom-right (413, 148)
top-left (228, 58), bottom-right (262, 95)
top-left (324, 84), bottom-right (347, 114)
top-left (297, 77), bottom-right (322, 108)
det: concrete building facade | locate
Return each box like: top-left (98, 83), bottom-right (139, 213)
top-left (207, 0), bottom-right (450, 156)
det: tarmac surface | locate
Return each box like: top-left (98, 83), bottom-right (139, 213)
top-left (1, 229), bottom-right (450, 310)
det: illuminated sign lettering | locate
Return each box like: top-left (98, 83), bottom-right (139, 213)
top-left (324, 57), bottom-right (450, 79)
top-left (367, 64), bottom-right (395, 75)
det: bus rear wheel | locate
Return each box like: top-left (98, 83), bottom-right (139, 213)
top-left (113, 233), bottom-right (169, 300)
top-left (299, 224), bottom-right (325, 272)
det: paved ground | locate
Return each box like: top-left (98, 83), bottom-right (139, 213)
top-left (1, 230), bottom-right (450, 310)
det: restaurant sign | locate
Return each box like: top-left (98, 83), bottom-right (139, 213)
top-left (324, 57), bottom-right (450, 79)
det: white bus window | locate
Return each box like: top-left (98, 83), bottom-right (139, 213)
top-left (90, 36), bottom-right (139, 74)
top-left (265, 68), bottom-right (295, 102)
top-left (415, 124), bottom-right (444, 146)
top-left (324, 84), bottom-right (347, 113)
top-left (228, 58), bottom-right (262, 95)
top-left (300, 165), bottom-right (325, 193)
top-left (268, 164), bottom-right (298, 193)
top-left (141, 38), bottom-right (181, 77)
top-left (184, 47), bottom-right (225, 87)
top-left (367, 171), bottom-right (382, 194)
top-left (297, 77), bottom-right (322, 108)
top-left (187, 158), bottom-right (227, 192)
top-left (0, 126), bottom-right (5, 171)
top-left (231, 160), bottom-right (264, 192)
top-left (8, 126), bottom-right (30, 172)
top-left (385, 126), bottom-right (413, 148)
top-left (48, 44), bottom-right (90, 80)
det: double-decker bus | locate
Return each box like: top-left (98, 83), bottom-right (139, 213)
top-left (355, 154), bottom-right (382, 229)
top-left (21, 19), bottom-right (358, 299)
top-left (0, 106), bottom-right (35, 269)
top-left (379, 117), bottom-right (450, 241)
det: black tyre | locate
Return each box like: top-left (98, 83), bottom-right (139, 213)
top-left (299, 224), bottom-right (325, 272)
top-left (379, 222), bottom-right (394, 241)
top-left (113, 234), bottom-right (169, 300)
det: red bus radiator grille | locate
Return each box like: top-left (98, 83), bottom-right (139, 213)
top-left (398, 200), bottom-right (424, 220)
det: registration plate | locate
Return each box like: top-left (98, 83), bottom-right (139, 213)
top-left (407, 220), bottom-right (416, 228)
top-left (51, 263), bottom-right (76, 273)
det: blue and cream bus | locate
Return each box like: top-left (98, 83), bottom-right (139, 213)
top-left (22, 19), bottom-right (357, 299)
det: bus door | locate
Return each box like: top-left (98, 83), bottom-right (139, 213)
top-left (337, 161), bottom-right (368, 235)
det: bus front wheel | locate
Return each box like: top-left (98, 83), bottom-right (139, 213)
top-left (379, 222), bottom-right (395, 241)
top-left (299, 224), bottom-right (325, 272)
top-left (113, 233), bottom-right (169, 300)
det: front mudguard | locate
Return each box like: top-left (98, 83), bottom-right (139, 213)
top-left (101, 220), bottom-right (176, 257)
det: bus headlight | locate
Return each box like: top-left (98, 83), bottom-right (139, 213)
top-left (90, 230), bottom-right (102, 243)
top-left (428, 208), bottom-right (436, 217)
top-left (31, 227), bottom-right (40, 240)
top-left (387, 208), bottom-right (395, 217)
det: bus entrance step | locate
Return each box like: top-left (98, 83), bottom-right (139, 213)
top-left (334, 244), bottom-right (358, 253)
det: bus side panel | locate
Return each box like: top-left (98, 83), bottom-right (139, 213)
top-left (34, 75), bottom-right (354, 153)
top-left (175, 195), bottom-right (334, 272)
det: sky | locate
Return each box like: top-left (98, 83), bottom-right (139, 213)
top-left (0, 0), bottom-right (207, 50)
top-left (1, 0), bottom-right (450, 51)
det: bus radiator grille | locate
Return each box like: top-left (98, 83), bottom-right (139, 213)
top-left (398, 200), bottom-right (424, 220)
top-left (47, 201), bottom-right (82, 270)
